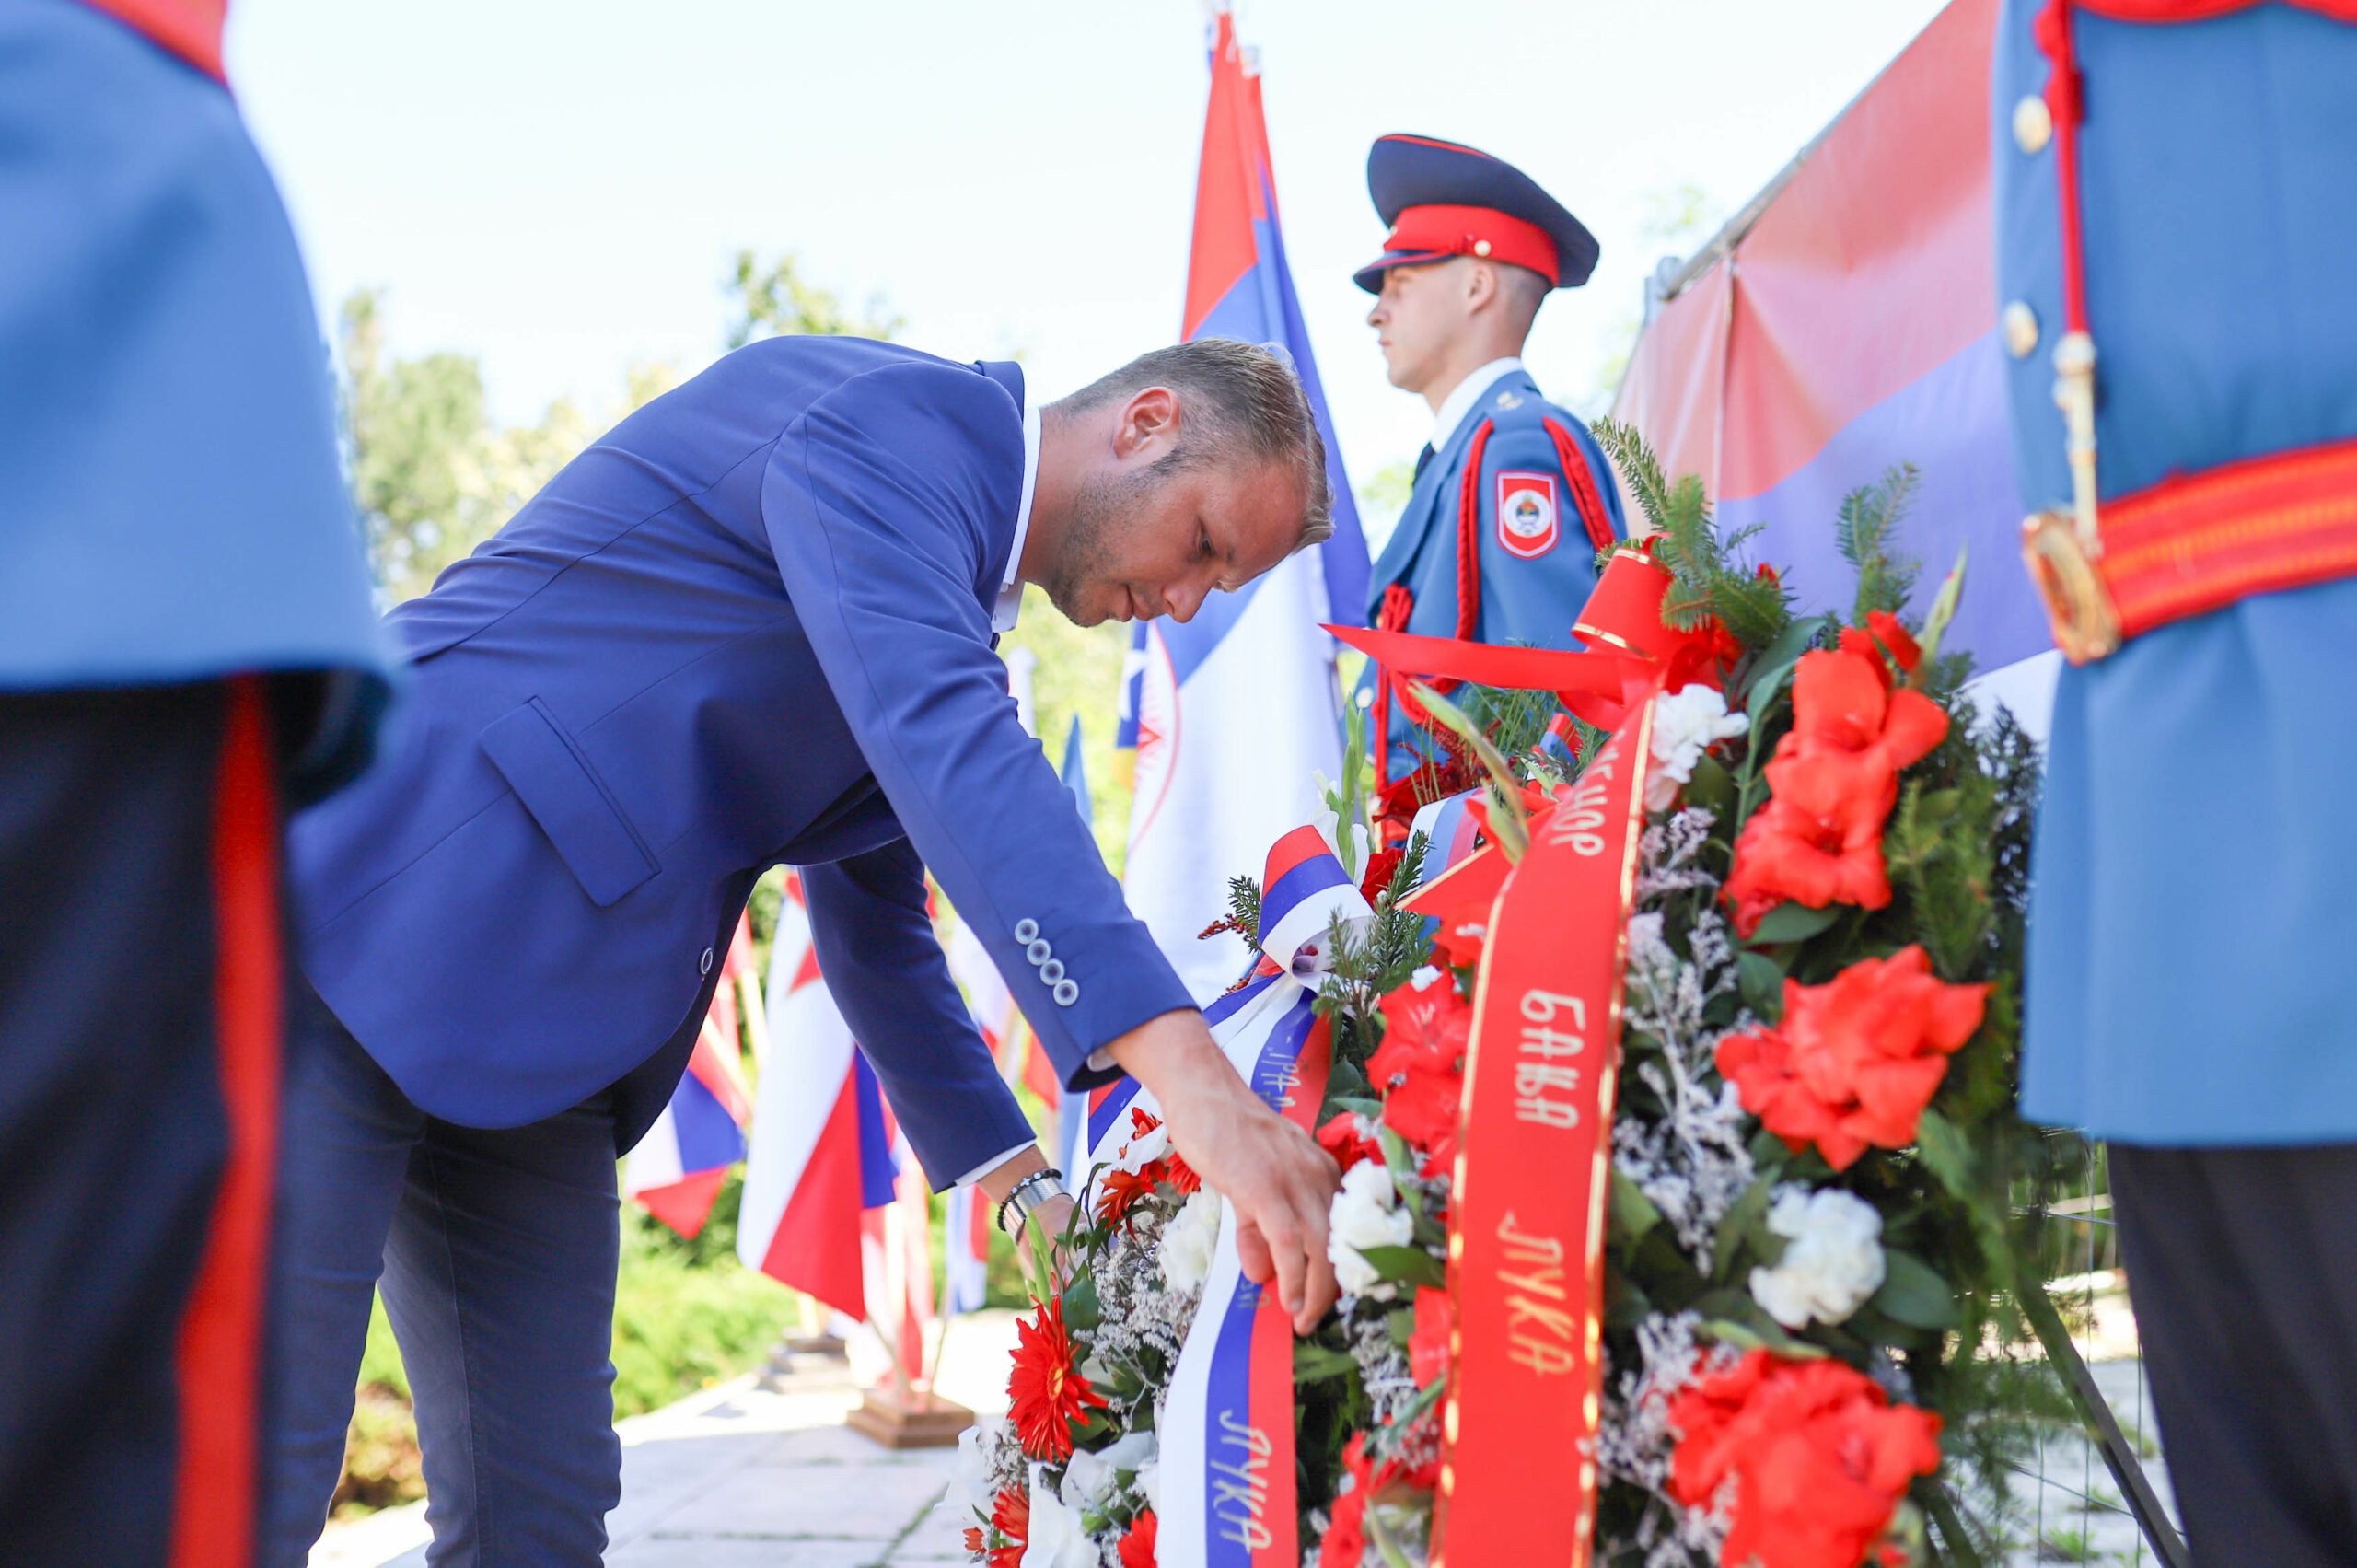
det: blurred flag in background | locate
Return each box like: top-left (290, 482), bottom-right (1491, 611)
top-left (1119, 7), bottom-right (1369, 1001)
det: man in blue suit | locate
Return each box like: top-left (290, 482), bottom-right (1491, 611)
top-left (263, 334), bottom-right (1346, 1565)
top-left (0, 2), bottom-right (389, 1562)
top-left (1997, 2), bottom-right (2357, 1560)
top-left (1352, 134), bottom-right (1626, 794)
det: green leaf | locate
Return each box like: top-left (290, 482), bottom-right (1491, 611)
top-left (1749, 613), bottom-right (1833, 691)
top-left (1912, 1107), bottom-right (1977, 1201)
top-left (1407, 681), bottom-right (1529, 862)
top-left (1910, 544), bottom-right (1968, 678)
top-left (1713, 1174), bottom-right (1775, 1283)
top-left (1684, 751), bottom-right (1737, 822)
top-left (1354, 1244), bottom-right (1448, 1291)
top-left (1870, 1249), bottom-right (1959, 1330)
top-left (1387, 1304), bottom-right (1417, 1350)
top-left (1061, 1272), bottom-right (1103, 1332)
top-left (1701, 1314), bottom-right (1829, 1360)
top-left (1610, 1168), bottom-right (1663, 1244)
top-left (1737, 950), bottom-right (1787, 1018)
top-left (1293, 1342), bottom-right (1356, 1385)
top-left (1744, 901), bottom-right (1841, 946)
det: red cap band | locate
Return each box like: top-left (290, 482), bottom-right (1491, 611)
top-left (1378, 203), bottom-right (1560, 286)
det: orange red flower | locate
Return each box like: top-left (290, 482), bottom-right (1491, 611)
top-left (1371, 978), bottom-right (1472, 1167)
top-left (1317, 1111), bottom-right (1383, 1174)
top-left (1715, 946), bottom-right (1988, 1172)
top-left (1722, 635), bottom-right (1949, 936)
top-left (1669, 1349), bottom-right (1942, 1568)
top-left (1006, 1296), bottom-right (1108, 1461)
top-left (970, 1485), bottom-right (1028, 1568)
top-left (1408, 1286), bottom-right (1453, 1388)
top-left (1117, 1507), bottom-right (1158, 1568)
top-left (1096, 1162), bottom-right (1165, 1229)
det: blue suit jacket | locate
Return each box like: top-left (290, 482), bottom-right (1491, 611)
top-left (0, 0), bottom-right (387, 783)
top-left (288, 338), bottom-right (1193, 1181)
top-left (1360, 369), bottom-right (1623, 781)
top-left (1999, 0), bottom-right (2357, 1143)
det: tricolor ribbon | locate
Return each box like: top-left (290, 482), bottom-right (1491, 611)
top-left (1155, 827), bottom-right (1358, 1568)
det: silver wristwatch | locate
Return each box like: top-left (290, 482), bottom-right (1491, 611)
top-left (996, 1167), bottom-right (1069, 1237)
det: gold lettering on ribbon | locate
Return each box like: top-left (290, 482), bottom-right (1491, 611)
top-left (1515, 989), bottom-right (1589, 1127)
top-left (1497, 1211), bottom-right (1577, 1376)
top-left (1547, 760), bottom-right (1617, 855)
top-left (1212, 1410), bottom-right (1274, 1550)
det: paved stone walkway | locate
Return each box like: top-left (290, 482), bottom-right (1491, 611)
top-left (310, 1311), bottom-right (1020, 1568)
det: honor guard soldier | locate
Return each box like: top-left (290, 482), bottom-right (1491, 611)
top-left (1353, 134), bottom-right (1625, 793)
top-left (1997, 3), bottom-right (2357, 1560)
top-left (0, 0), bottom-right (390, 1562)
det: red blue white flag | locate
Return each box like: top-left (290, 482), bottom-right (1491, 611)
top-left (1120, 8), bottom-right (1371, 1003)
top-left (623, 913), bottom-right (756, 1237)
top-left (737, 873), bottom-right (906, 1323)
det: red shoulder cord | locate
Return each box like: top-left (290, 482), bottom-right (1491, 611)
top-left (1371, 423), bottom-right (1494, 790)
top-left (1541, 418), bottom-right (1620, 552)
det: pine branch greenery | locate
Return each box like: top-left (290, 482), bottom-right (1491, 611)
top-left (1593, 417), bottom-right (1793, 652)
top-left (1835, 462), bottom-right (1923, 623)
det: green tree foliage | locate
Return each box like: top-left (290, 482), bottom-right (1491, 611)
top-left (1835, 462), bottom-right (1923, 622)
top-left (1594, 414), bottom-right (1792, 648)
top-left (724, 250), bottom-right (904, 349)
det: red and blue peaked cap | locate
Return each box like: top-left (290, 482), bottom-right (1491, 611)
top-left (1354, 133), bottom-right (1599, 294)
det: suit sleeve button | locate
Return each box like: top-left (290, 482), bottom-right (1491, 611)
top-left (700, 947), bottom-right (714, 975)
top-left (1026, 939), bottom-right (1052, 966)
top-left (1014, 918), bottom-right (1040, 944)
top-left (1052, 979), bottom-right (1080, 1007)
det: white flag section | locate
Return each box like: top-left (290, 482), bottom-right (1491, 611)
top-left (1122, 552), bottom-right (1345, 1002)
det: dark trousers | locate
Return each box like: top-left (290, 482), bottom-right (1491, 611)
top-left (0, 681), bottom-right (283, 1566)
top-left (261, 981), bottom-right (623, 1568)
top-left (2112, 1144), bottom-right (2357, 1568)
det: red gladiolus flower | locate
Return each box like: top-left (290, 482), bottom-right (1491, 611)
top-left (1722, 643), bottom-right (1949, 936)
top-left (1715, 946), bottom-right (1988, 1172)
top-left (1319, 1433), bottom-right (1377, 1568)
top-left (981, 1485), bottom-right (1029, 1568)
top-left (1118, 1508), bottom-right (1159, 1568)
top-left (1372, 978), bottom-right (1472, 1166)
top-left (1360, 844), bottom-right (1407, 905)
top-left (1409, 1285), bottom-right (1453, 1387)
top-left (1006, 1296), bottom-right (1108, 1461)
top-left (1669, 1350), bottom-right (1942, 1568)
top-left (1318, 1111), bottom-right (1383, 1173)
top-left (1864, 610), bottom-right (1922, 674)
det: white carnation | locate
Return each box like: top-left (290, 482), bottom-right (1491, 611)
top-left (1644, 685), bottom-right (1749, 812)
top-left (1156, 1190), bottom-right (1222, 1295)
top-left (1328, 1158), bottom-right (1414, 1300)
top-left (1748, 1187), bottom-right (1887, 1329)
top-left (1021, 1466), bottom-right (1099, 1568)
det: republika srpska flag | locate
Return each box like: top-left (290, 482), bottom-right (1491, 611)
top-left (623, 912), bottom-right (758, 1237)
top-left (1118, 8), bottom-right (1370, 1003)
top-left (737, 873), bottom-right (926, 1357)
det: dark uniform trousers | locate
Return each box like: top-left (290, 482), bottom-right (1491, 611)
top-left (2112, 1144), bottom-right (2357, 1568)
top-left (0, 681), bottom-right (282, 1564)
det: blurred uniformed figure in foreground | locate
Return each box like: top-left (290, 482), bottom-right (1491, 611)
top-left (1997, 2), bottom-right (2357, 1561)
top-left (0, 0), bottom-right (388, 1561)
top-left (1352, 133), bottom-right (1625, 794)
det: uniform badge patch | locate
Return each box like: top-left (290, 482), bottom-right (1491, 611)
top-left (1495, 470), bottom-right (1559, 559)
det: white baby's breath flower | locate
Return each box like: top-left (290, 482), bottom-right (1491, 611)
top-left (1410, 964), bottom-right (1443, 991)
top-left (1156, 1190), bottom-right (1222, 1295)
top-left (1644, 685), bottom-right (1749, 812)
top-left (1328, 1158), bottom-right (1415, 1299)
top-left (1748, 1187), bottom-right (1887, 1329)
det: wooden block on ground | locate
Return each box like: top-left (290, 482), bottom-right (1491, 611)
top-left (844, 1387), bottom-right (976, 1450)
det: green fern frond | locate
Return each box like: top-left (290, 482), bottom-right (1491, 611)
top-left (1836, 463), bottom-right (1923, 623)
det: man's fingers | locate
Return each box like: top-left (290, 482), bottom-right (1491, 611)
top-left (1234, 1214), bottom-right (1275, 1285)
top-left (1259, 1207), bottom-right (1309, 1319)
top-left (1293, 1189), bottom-right (1339, 1331)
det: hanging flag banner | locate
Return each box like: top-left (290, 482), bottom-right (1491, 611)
top-left (1429, 709), bottom-right (1656, 1568)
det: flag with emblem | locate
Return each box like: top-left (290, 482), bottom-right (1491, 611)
top-left (1120, 7), bottom-right (1370, 1002)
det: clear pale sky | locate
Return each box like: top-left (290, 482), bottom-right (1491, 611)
top-left (225, 0), bottom-right (1951, 518)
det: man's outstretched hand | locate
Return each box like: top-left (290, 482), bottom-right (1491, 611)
top-left (1108, 1008), bottom-right (1341, 1334)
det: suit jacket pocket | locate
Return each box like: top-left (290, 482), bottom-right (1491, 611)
top-left (479, 698), bottom-right (658, 907)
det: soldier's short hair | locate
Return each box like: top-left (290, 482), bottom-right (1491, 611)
top-left (1054, 339), bottom-right (1334, 550)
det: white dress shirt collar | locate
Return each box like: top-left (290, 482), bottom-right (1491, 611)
top-left (1428, 356), bottom-right (1527, 453)
top-left (992, 404), bottom-right (1044, 634)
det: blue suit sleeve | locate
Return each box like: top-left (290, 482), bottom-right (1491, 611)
top-left (764, 360), bottom-right (1195, 1090)
top-left (1473, 413), bottom-right (1624, 652)
top-left (799, 840), bottom-right (1035, 1190)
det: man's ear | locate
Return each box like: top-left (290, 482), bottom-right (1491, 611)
top-left (1115, 385), bottom-right (1181, 461)
top-left (1462, 259), bottom-right (1502, 316)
